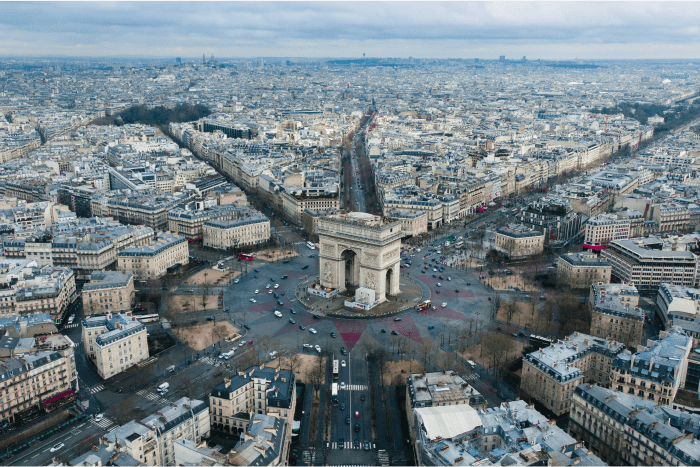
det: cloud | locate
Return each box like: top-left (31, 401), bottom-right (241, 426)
top-left (0, 2), bottom-right (699, 58)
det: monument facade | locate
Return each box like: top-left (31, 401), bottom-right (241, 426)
top-left (316, 212), bottom-right (402, 303)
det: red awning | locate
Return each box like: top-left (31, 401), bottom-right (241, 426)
top-left (583, 244), bottom-right (606, 252)
top-left (42, 389), bottom-right (74, 407)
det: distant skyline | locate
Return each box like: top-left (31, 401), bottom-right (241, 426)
top-left (2, 2), bottom-right (700, 60)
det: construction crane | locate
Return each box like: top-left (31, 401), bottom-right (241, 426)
top-left (604, 115), bottom-right (610, 133)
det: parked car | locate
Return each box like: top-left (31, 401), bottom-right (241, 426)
top-left (340, 402), bottom-right (345, 410)
top-left (341, 360), bottom-right (346, 367)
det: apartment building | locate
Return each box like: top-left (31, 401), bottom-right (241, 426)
top-left (658, 283), bottom-right (700, 345)
top-left (518, 197), bottom-right (583, 246)
top-left (0, 338), bottom-right (76, 426)
top-left (202, 214), bottom-right (270, 250)
top-left (569, 384), bottom-right (700, 466)
top-left (75, 225), bottom-right (153, 281)
top-left (601, 237), bottom-right (698, 294)
top-left (521, 332), bottom-right (626, 416)
top-left (406, 372), bottom-right (486, 411)
top-left (650, 202), bottom-right (692, 233)
top-left (590, 282), bottom-right (644, 348)
top-left (117, 232), bottom-right (189, 280)
top-left (493, 223), bottom-right (544, 259)
top-left (412, 399), bottom-right (603, 467)
top-left (0, 261), bottom-right (78, 323)
top-left (280, 191), bottom-right (340, 224)
top-left (584, 213), bottom-right (631, 246)
top-left (611, 328), bottom-right (692, 406)
top-left (557, 252), bottom-right (612, 289)
top-left (386, 210), bottom-right (428, 238)
top-left (228, 414), bottom-right (289, 466)
top-left (209, 366), bottom-right (295, 440)
top-left (82, 311), bottom-right (149, 380)
top-left (82, 271), bottom-right (135, 316)
top-left (102, 397), bottom-right (210, 467)
top-left (100, 190), bottom-right (183, 231)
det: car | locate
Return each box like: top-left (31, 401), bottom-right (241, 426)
top-left (364, 440), bottom-right (370, 451)
top-left (391, 330), bottom-right (399, 335)
top-left (248, 340), bottom-right (253, 345)
top-left (354, 439), bottom-right (360, 449)
top-left (330, 332), bottom-right (336, 338)
top-left (309, 328), bottom-right (317, 334)
top-left (439, 268), bottom-right (444, 272)
top-left (249, 298), bottom-right (257, 303)
top-left (214, 350), bottom-right (221, 357)
top-left (437, 282), bottom-right (442, 287)
top-left (303, 343), bottom-right (313, 349)
top-left (274, 292), bottom-right (279, 298)
top-left (439, 275), bottom-right (444, 280)
top-left (50, 442), bottom-right (65, 452)
top-left (206, 316), bottom-right (214, 321)
top-left (355, 411), bottom-right (359, 418)
top-left (421, 269), bottom-right (425, 273)
top-left (424, 265), bottom-right (428, 269)
top-left (274, 284), bottom-right (279, 289)
top-left (254, 269), bottom-right (259, 272)
top-left (312, 314), bottom-right (320, 319)
top-left (436, 288), bottom-right (440, 293)
top-left (346, 416), bottom-right (351, 424)
top-left (428, 325), bottom-right (435, 330)
top-left (289, 318), bottom-right (296, 324)
top-left (315, 345), bottom-right (321, 353)
top-left (354, 423), bottom-right (360, 432)
top-left (243, 324), bottom-right (251, 330)
top-left (278, 300), bottom-right (284, 305)
top-left (254, 274), bottom-right (258, 278)
top-left (447, 277), bottom-right (451, 281)
top-left (302, 265), bottom-right (309, 269)
top-left (488, 296), bottom-right (492, 301)
top-left (360, 394), bottom-right (365, 401)
top-left (94, 413), bottom-right (104, 422)
top-left (394, 317), bottom-right (402, 321)
top-left (340, 382), bottom-right (346, 389)
top-left (234, 279), bottom-right (239, 284)
top-left (239, 341), bottom-right (245, 347)
top-left (338, 436), bottom-right (345, 449)
top-left (281, 291), bottom-right (285, 296)
top-left (290, 308), bottom-right (297, 314)
top-left (380, 329), bottom-right (386, 333)
top-left (511, 332), bottom-right (518, 337)
top-left (466, 282), bottom-right (471, 286)
top-left (299, 324), bottom-right (306, 330)
top-left (282, 275), bottom-right (288, 280)
top-left (266, 284), bottom-right (271, 289)
top-left (433, 268), bottom-right (437, 272)
top-left (340, 347), bottom-right (348, 355)
top-left (341, 360), bottom-right (346, 367)
top-left (518, 331), bottom-right (526, 337)
top-left (432, 274), bottom-right (437, 278)
top-left (268, 290), bottom-right (273, 294)
top-left (283, 259), bottom-right (289, 263)
top-left (441, 302), bottom-right (447, 308)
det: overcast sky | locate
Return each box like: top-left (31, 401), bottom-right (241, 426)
top-left (2, 2), bottom-right (700, 60)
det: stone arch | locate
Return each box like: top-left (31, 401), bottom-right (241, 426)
top-left (340, 248), bottom-right (360, 288)
top-left (385, 267), bottom-right (393, 297)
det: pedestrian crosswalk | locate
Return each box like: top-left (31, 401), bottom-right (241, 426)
top-left (91, 417), bottom-right (116, 430)
top-left (89, 384), bottom-right (105, 394)
top-left (341, 384), bottom-right (367, 391)
top-left (461, 373), bottom-right (478, 382)
top-left (136, 389), bottom-right (169, 402)
top-left (329, 441), bottom-right (376, 450)
top-left (301, 448), bottom-right (317, 464)
top-left (63, 323), bottom-right (80, 329)
top-left (200, 356), bottom-right (223, 367)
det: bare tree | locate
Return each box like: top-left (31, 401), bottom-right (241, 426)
top-left (309, 361), bottom-right (325, 397)
top-left (504, 299), bottom-right (518, 327)
top-left (491, 294), bottom-right (502, 320)
top-left (201, 272), bottom-right (210, 309)
top-left (212, 324), bottom-right (228, 349)
top-left (481, 334), bottom-right (515, 378)
top-left (258, 335), bottom-right (273, 362)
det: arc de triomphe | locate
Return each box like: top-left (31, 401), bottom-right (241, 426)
top-left (316, 212), bottom-right (402, 303)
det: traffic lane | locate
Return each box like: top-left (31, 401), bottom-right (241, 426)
top-left (5, 420), bottom-right (97, 466)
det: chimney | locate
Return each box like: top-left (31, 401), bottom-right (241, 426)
top-left (107, 312), bottom-right (112, 321)
top-left (238, 370), bottom-right (245, 376)
top-left (224, 377), bottom-right (231, 389)
top-left (126, 311), bottom-right (131, 317)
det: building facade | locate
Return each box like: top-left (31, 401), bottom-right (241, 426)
top-left (82, 271), bottom-right (135, 316)
top-left (117, 232), bottom-right (189, 280)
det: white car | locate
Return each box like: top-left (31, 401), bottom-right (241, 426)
top-left (303, 343), bottom-right (313, 349)
top-left (269, 289), bottom-right (273, 294)
top-left (239, 341), bottom-right (245, 347)
top-left (314, 345), bottom-right (321, 353)
top-left (433, 268), bottom-right (437, 272)
top-left (234, 279), bottom-right (239, 284)
top-left (340, 382), bottom-right (346, 389)
top-left (50, 442), bottom-right (65, 453)
top-left (94, 413), bottom-right (104, 422)
top-left (341, 360), bottom-right (346, 367)
top-left (274, 284), bottom-right (279, 289)
top-left (441, 302), bottom-right (447, 308)
top-left (447, 277), bottom-right (451, 281)
top-left (266, 284), bottom-right (271, 289)
top-left (250, 298), bottom-right (257, 303)
top-left (255, 290), bottom-right (259, 294)
top-left (309, 328), bottom-right (317, 334)
top-left (437, 283), bottom-right (442, 287)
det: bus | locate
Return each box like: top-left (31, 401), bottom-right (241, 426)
top-left (332, 360), bottom-right (339, 380)
top-left (238, 253), bottom-right (254, 261)
top-left (331, 383), bottom-right (338, 406)
top-left (417, 300), bottom-right (432, 311)
top-left (529, 334), bottom-right (554, 350)
top-left (455, 240), bottom-right (464, 248)
top-left (136, 314), bottom-right (160, 324)
top-left (306, 241), bottom-right (316, 250)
